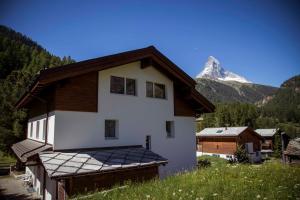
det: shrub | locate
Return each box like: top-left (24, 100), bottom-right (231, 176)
top-left (234, 145), bottom-right (249, 163)
top-left (197, 158), bottom-right (211, 168)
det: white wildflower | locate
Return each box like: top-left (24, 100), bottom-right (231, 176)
top-left (146, 194), bottom-right (150, 198)
top-left (213, 193), bottom-right (218, 196)
top-left (173, 192), bottom-right (176, 196)
top-left (256, 194), bottom-right (261, 198)
top-left (178, 189), bottom-right (182, 192)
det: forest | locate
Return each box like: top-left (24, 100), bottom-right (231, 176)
top-left (0, 25), bottom-right (74, 153)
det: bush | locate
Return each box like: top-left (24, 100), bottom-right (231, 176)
top-left (197, 158), bottom-right (211, 168)
top-left (234, 145), bottom-right (249, 163)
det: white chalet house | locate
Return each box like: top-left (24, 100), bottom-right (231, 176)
top-left (11, 46), bottom-right (214, 200)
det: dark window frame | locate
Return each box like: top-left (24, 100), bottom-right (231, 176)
top-left (126, 78), bottom-right (136, 96)
top-left (166, 121), bottom-right (175, 138)
top-left (105, 120), bottom-right (118, 139)
top-left (146, 81), bottom-right (154, 97)
top-left (110, 76), bottom-right (125, 94)
top-left (146, 81), bottom-right (166, 99)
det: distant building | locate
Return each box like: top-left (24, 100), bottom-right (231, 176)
top-left (284, 138), bottom-right (300, 164)
top-left (255, 129), bottom-right (277, 158)
top-left (196, 127), bottom-right (263, 163)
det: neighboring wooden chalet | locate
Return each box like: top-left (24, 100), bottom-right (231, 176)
top-left (255, 129), bottom-right (277, 157)
top-left (11, 46), bottom-right (214, 200)
top-left (284, 138), bottom-right (300, 164)
top-left (196, 127), bottom-right (263, 162)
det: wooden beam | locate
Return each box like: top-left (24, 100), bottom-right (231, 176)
top-left (140, 58), bottom-right (153, 69)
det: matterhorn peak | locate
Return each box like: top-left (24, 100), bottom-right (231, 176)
top-left (196, 56), bottom-right (251, 83)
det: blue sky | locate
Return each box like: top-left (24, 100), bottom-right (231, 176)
top-left (1, 0), bottom-right (299, 87)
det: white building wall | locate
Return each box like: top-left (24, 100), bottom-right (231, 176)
top-left (53, 61), bottom-right (197, 175)
top-left (27, 112), bottom-right (55, 144)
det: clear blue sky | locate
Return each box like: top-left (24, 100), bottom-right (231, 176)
top-left (1, 0), bottom-right (299, 87)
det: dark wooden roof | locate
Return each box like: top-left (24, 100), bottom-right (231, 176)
top-left (15, 46), bottom-right (214, 112)
top-left (11, 139), bottom-right (52, 163)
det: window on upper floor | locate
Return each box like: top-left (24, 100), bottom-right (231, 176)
top-left (126, 78), bottom-right (136, 95)
top-left (166, 121), bottom-right (175, 138)
top-left (42, 119), bottom-right (46, 140)
top-left (146, 81), bottom-right (153, 97)
top-left (110, 76), bottom-right (136, 96)
top-left (36, 121), bottom-right (40, 139)
top-left (146, 81), bottom-right (166, 99)
top-left (110, 76), bottom-right (124, 94)
top-left (105, 120), bottom-right (118, 139)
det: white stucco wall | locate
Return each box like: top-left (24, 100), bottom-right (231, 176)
top-left (53, 61), bottom-right (197, 175)
top-left (27, 112), bottom-right (55, 144)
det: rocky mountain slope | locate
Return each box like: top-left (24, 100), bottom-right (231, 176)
top-left (195, 56), bottom-right (278, 103)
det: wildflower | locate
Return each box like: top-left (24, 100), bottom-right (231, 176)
top-left (178, 189), bottom-right (182, 192)
top-left (213, 193), bottom-right (218, 196)
top-left (256, 194), bottom-right (261, 198)
top-left (263, 198), bottom-right (267, 200)
top-left (146, 194), bottom-right (150, 198)
top-left (173, 192), bottom-right (176, 196)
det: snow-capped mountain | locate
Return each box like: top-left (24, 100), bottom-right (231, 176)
top-left (196, 56), bottom-right (251, 83)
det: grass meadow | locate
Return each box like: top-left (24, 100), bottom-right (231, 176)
top-left (75, 157), bottom-right (300, 200)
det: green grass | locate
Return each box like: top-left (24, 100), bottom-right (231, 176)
top-left (0, 151), bottom-right (16, 166)
top-left (76, 157), bottom-right (300, 200)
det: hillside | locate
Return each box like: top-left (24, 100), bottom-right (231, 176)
top-left (0, 25), bottom-right (74, 153)
top-left (195, 78), bottom-right (278, 104)
top-left (76, 157), bottom-right (300, 200)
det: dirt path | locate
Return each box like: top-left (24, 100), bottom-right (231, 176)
top-left (0, 176), bottom-right (36, 200)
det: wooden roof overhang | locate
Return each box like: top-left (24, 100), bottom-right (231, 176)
top-left (15, 46), bottom-right (215, 113)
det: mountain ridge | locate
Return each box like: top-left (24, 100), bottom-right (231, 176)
top-left (197, 56), bottom-right (251, 83)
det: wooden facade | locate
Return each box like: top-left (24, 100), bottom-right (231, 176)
top-left (197, 128), bottom-right (262, 155)
top-left (27, 72), bottom-right (98, 118)
top-left (57, 166), bottom-right (158, 200)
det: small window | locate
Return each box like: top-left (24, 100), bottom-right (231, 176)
top-left (36, 121), bottom-right (40, 139)
top-left (126, 78), bottom-right (136, 96)
top-left (154, 83), bottom-right (166, 99)
top-left (146, 82), bottom-right (154, 97)
top-left (105, 120), bottom-right (117, 139)
top-left (42, 120), bottom-right (46, 140)
top-left (110, 76), bottom-right (124, 94)
top-left (166, 121), bottom-right (175, 138)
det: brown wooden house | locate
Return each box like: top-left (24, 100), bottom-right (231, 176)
top-left (196, 127), bottom-right (263, 162)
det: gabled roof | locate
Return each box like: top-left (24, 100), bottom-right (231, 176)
top-left (15, 46), bottom-right (214, 113)
top-left (39, 146), bottom-right (167, 179)
top-left (255, 129), bottom-right (277, 137)
top-left (196, 127), bottom-right (248, 137)
top-left (11, 139), bottom-right (52, 163)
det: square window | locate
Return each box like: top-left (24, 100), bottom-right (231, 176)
top-left (110, 76), bottom-right (124, 94)
top-left (126, 78), bottom-right (136, 96)
top-left (146, 81), bottom-right (153, 97)
top-left (154, 83), bottom-right (166, 99)
top-left (105, 120), bottom-right (117, 139)
top-left (166, 121), bottom-right (175, 138)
